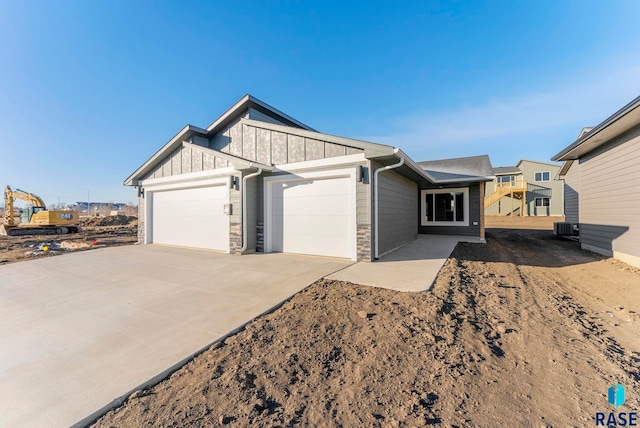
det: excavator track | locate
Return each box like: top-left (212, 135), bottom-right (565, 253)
top-left (3, 226), bottom-right (81, 237)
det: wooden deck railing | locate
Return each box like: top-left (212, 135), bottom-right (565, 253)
top-left (484, 180), bottom-right (527, 209)
top-left (495, 179), bottom-right (527, 190)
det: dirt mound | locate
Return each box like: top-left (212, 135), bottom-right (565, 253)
top-left (91, 229), bottom-right (640, 427)
top-left (82, 215), bottom-right (137, 227)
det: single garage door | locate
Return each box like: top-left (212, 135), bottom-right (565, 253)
top-left (270, 176), bottom-right (354, 258)
top-left (151, 185), bottom-right (229, 251)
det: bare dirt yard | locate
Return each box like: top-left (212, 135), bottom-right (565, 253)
top-left (0, 215), bottom-right (138, 265)
top-left (91, 223), bottom-right (640, 427)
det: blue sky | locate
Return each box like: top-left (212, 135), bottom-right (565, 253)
top-left (1, 0), bottom-right (639, 207)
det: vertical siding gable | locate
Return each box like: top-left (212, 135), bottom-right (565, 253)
top-left (240, 124), bottom-right (365, 165)
top-left (325, 142), bottom-right (347, 158)
top-left (229, 122), bottom-right (243, 157)
top-left (202, 151), bottom-right (216, 170)
top-left (305, 138), bottom-right (325, 160)
top-left (256, 128), bottom-right (272, 164)
top-left (170, 149), bottom-right (182, 175)
top-left (181, 146), bottom-right (192, 174)
top-left (271, 131), bottom-right (287, 164)
top-left (287, 135), bottom-right (305, 163)
top-left (192, 149), bottom-right (203, 172)
top-left (242, 124), bottom-right (257, 161)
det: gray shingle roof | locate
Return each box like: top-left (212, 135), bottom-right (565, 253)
top-left (492, 166), bottom-right (522, 175)
top-left (417, 155), bottom-right (494, 182)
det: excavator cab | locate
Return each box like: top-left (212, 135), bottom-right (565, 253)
top-left (20, 206), bottom-right (45, 224)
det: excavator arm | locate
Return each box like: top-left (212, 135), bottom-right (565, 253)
top-left (3, 186), bottom-right (15, 226)
top-left (4, 186), bottom-right (47, 227)
top-left (10, 187), bottom-right (46, 208)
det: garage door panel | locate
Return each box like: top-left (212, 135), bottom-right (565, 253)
top-left (151, 185), bottom-right (228, 251)
top-left (270, 176), bottom-right (354, 259)
top-left (282, 234), bottom-right (351, 257)
top-left (281, 179), bottom-right (350, 197)
top-left (274, 215), bottom-right (352, 237)
top-left (281, 194), bottom-right (352, 216)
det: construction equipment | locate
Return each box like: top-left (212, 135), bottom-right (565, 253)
top-left (1, 186), bottom-right (81, 236)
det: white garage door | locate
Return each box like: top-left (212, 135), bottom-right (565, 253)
top-left (270, 176), bottom-right (354, 258)
top-left (151, 185), bottom-right (229, 251)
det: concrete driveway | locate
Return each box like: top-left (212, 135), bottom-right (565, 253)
top-left (0, 245), bottom-right (352, 428)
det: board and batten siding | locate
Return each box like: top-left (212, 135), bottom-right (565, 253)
top-left (238, 124), bottom-right (363, 165)
top-left (563, 161), bottom-right (580, 224)
top-left (143, 140), bottom-right (232, 180)
top-left (376, 169), bottom-right (418, 257)
top-left (578, 124), bottom-right (640, 267)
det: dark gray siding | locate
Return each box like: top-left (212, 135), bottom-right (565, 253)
top-left (244, 171), bottom-right (261, 253)
top-left (377, 169), bottom-right (418, 256)
top-left (563, 161), bottom-right (580, 224)
top-left (578, 125), bottom-right (640, 265)
top-left (420, 183), bottom-right (482, 236)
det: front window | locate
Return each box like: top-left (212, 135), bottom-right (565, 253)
top-left (421, 187), bottom-right (469, 226)
top-left (534, 171), bottom-right (550, 182)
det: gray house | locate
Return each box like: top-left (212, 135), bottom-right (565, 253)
top-left (125, 95), bottom-right (493, 261)
top-left (552, 95), bottom-right (640, 268)
top-left (485, 159), bottom-right (563, 217)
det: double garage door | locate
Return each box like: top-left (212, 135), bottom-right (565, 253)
top-left (148, 175), bottom-right (355, 259)
top-left (151, 185), bottom-right (229, 251)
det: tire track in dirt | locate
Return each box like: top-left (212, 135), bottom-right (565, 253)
top-left (92, 229), bottom-right (639, 427)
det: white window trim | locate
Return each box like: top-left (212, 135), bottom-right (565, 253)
top-left (534, 171), bottom-right (551, 182)
top-left (534, 197), bottom-right (550, 207)
top-left (421, 187), bottom-right (469, 227)
top-left (263, 167), bottom-right (358, 260)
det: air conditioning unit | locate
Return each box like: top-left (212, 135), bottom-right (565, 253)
top-left (554, 222), bottom-right (579, 236)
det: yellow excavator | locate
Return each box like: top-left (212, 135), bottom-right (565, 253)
top-left (1, 185), bottom-right (81, 236)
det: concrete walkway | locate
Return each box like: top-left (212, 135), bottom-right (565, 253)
top-left (328, 235), bottom-right (485, 292)
top-left (0, 245), bottom-right (352, 428)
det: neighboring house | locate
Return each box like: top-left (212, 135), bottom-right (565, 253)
top-left (124, 94), bottom-right (494, 261)
top-left (556, 127), bottom-right (593, 224)
top-left (552, 95), bottom-right (640, 268)
top-left (484, 160), bottom-right (563, 216)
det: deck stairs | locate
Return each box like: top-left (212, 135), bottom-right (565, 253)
top-left (484, 180), bottom-right (527, 212)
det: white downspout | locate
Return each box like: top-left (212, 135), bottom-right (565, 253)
top-left (373, 151), bottom-right (404, 259)
top-left (240, 166), bottom-right (262, 253)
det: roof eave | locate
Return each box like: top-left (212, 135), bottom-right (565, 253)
top-left (124, 125), bottom-right (208, 186)
top-left (206, 94), bottom-right (316, 133)
top-left (552, 95), bottom-right (640, 161)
